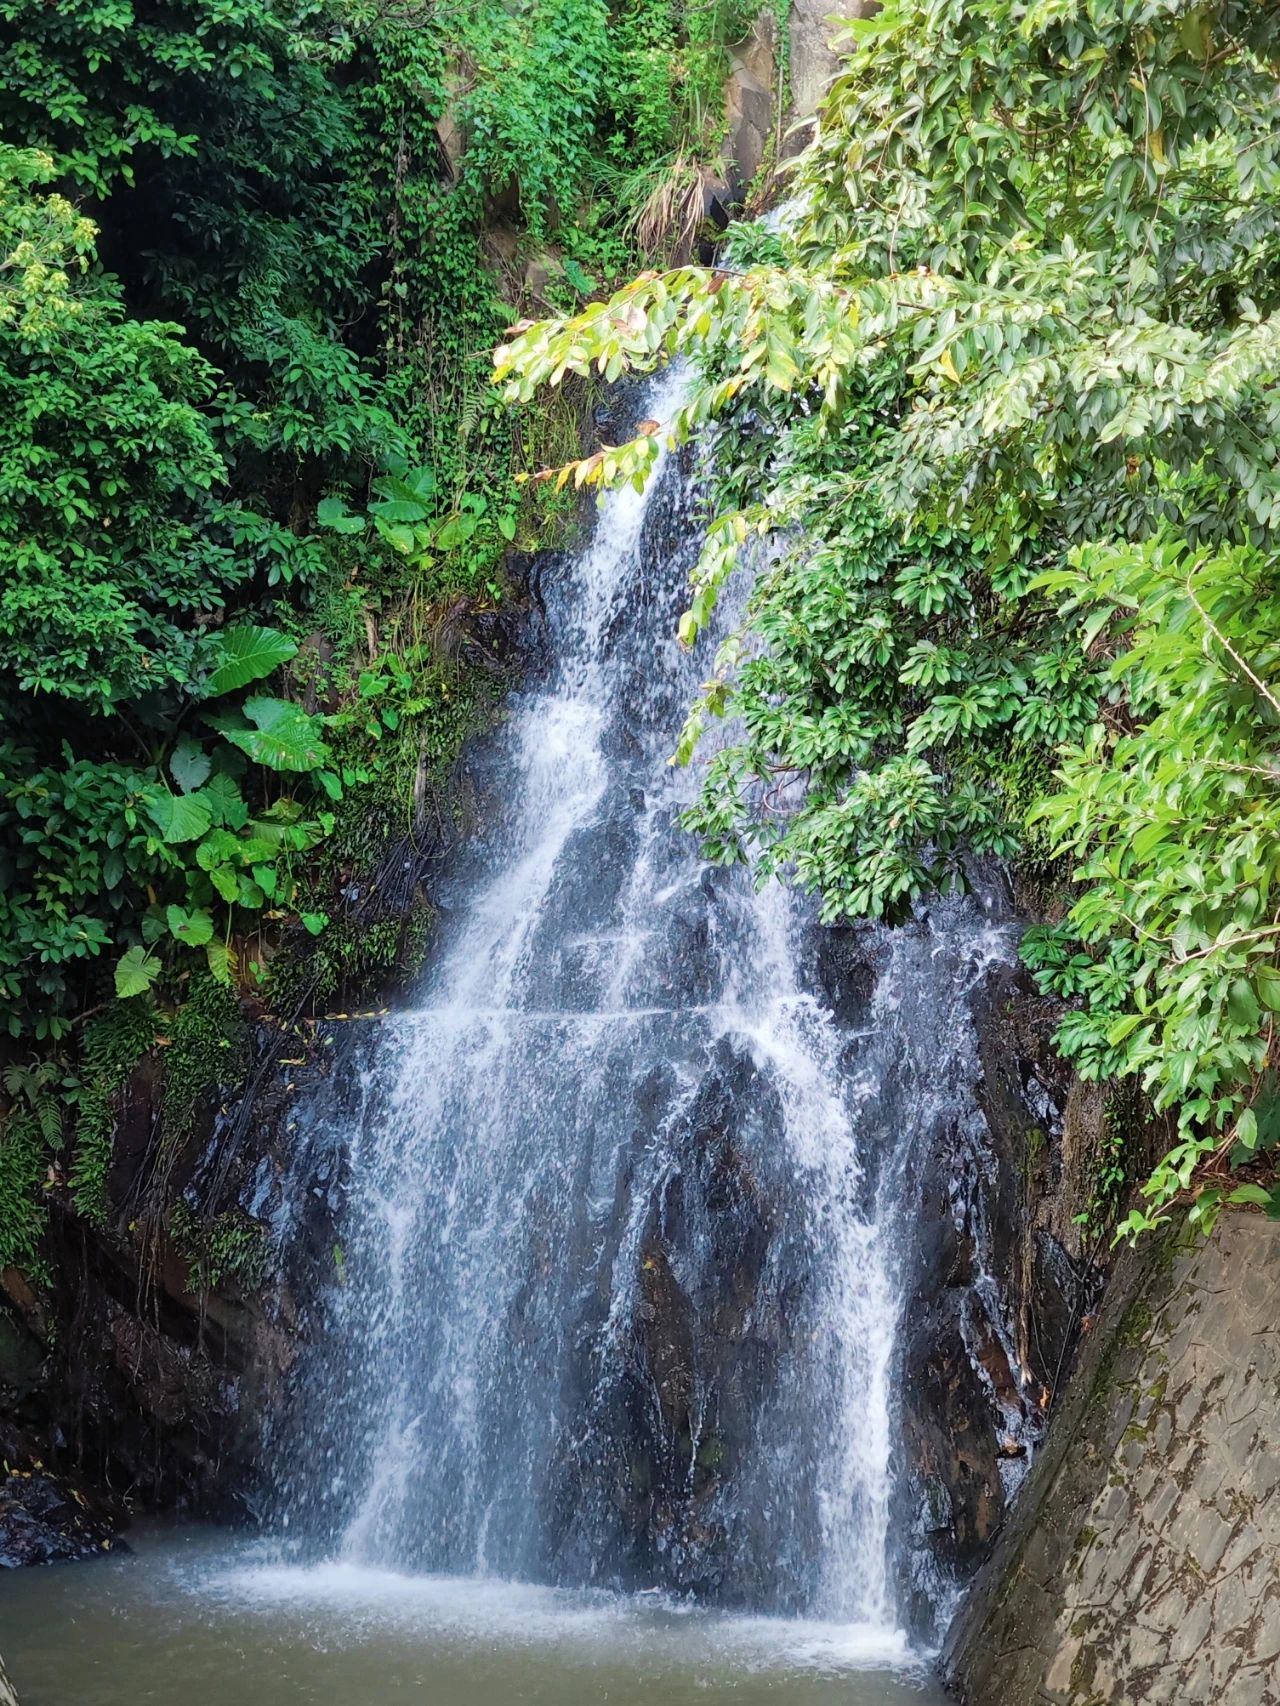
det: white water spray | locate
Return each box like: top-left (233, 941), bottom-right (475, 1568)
top-left (279, 370), bottom-right (1014, 1636)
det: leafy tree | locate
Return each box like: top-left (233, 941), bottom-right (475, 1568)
top-left (497, 0), bottom-right (1280, 1231)
top-left (0, 145), bottom-right (333, 1034)
top-left (0, 0), bottom-right (765, 1266)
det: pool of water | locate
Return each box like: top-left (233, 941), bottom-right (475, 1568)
top-left (0, 1528), bottom-right (948, 1705)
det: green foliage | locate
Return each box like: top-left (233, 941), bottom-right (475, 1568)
top-left (161, 976), bottom-right (247, 1148)
top-left (0, 1059), bottom-right (66, 1266)
top-left (0, 0), bottom-right (759, 1263)
top-left (170, 1201), bottom-right (269, 1292)
top-left (673, 380), bottom-right (1088, 918)
top-left (458, 0), bottom-right (610, 238)
top-left (1025, 534), bottom-right (1280, 1233)
top-left (69, 1000), bottom-right (159, 1226)
top-left (498, 0), bottom-right (1280, 1232)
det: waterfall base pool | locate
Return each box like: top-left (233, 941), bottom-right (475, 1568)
top-left (1, 1528), bottom-right (947, 1705)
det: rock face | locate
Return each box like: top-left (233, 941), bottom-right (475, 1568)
top-left (546, 1037), bottom-right (790, 1602)
top-left (788, 1), bottom-right (877, 126)
top-left (945, 1214), bottom-right (1280, 1706)
top-left (725, 13), bottom-right (779, 189)
top-left (890, 948), bottom-right (1106, 1638)
top-left (0, 1417), bottom-right (122, 1567)
top-left (0, 1029), bottom-right (337, 1565)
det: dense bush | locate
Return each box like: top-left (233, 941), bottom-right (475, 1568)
top-left (499, 0), bottom-right (1280, 1235)
top-left (0, 0), bottom-right (769, 1266)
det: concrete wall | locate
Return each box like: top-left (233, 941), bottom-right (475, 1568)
top-left (788, 1), bottom-right (875, 123)
top-left (945, 1215), bottom-right (1280, 1706)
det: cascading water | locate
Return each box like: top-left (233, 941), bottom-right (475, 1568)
top-left (275, 369), bottom-right (1017, 1637)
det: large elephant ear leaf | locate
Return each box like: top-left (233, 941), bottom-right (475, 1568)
top-left (205, 625), bottom-right (298, 696)
top-left (212, 696), bottom-right (329, 772)
top-left (169, 735), bottom-right (212, 794)
top-left (141, 786), bottom-right (214, 844)
top-left (115, 945), bottom-right (161, 999)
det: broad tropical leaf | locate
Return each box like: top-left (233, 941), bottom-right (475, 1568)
top-left (142, 788), bottom-right (214, 845)
top-left (115, 946), bottom-right (161, 998)
top-left (205, 625), bottom-right (298, 697)
top-left (166, 904), bottom-right (214, 946)
top-left (210, 696), bottom-right (329, 773)
top-left (169, 736), bottom-right (212, 794)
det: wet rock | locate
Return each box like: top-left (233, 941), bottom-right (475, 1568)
top-left (545, 1040), bottom-right (788, 1601)
top-left (0, 1421), bottom-right (125, 1568)
top-left (788, 1), bottom-right (878, 131)
top-left (890, 952), bottom-right (1107, 1639)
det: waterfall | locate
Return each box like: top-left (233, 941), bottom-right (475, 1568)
top-left (277, 370), bottom-right (1015, 1633)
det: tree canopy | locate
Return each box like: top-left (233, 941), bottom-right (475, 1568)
top-left (498, 0), bottom-right (1280, 1234)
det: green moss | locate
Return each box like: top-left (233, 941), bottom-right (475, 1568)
top-left (161, 977), bottom-right (248, 1149)
top-left (69, 1000), bottom-right (159, 1227)
top-left (170, 1201), bottom-right (269, 1292)
top-left (1117, 1297), bottom-right (1154, 1351)
top-left (267, 653), bottom-right (500, 1016)
top-left (0, 1109), bottom-right (46, 1269)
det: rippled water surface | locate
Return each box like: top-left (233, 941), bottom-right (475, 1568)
top-left (1, 1530), bottom-right (946, 1706)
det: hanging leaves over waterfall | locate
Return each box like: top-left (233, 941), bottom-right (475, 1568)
top-left (497, 0), bottom-right (1280, 1232)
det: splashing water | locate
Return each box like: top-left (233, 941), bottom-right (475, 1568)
top-left (274, 369), bottom-right (1016, 1638)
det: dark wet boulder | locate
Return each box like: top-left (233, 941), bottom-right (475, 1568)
top-left (889, 952), bottom-right (1108, 1639)
top-left (0, 1421), bottom-right (125, 1568)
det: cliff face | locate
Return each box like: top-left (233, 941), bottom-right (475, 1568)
top-left (0, 588), bottom-right (532, 1569)
top-left (0, 1006), bottom-right (372, 1562)
top-left (888, 937), bottom-right (1109, 1638)
top-left (787, 1), bottom-right (878, 124)
top-left (944, 1215), bottom-right (1280, 1706)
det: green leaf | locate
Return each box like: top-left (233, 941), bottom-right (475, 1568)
top-left (205, 625), bottom-right (298, 696)
top-left (166, 904), bottom-right (214, 946)
top-left (141, 908), bottom-right (168, 946)
top-left (115, 946), bottom-right (161, 999)
top-left (206, 940), bottom-right (237, 987)
top-left (236, 875), bottom-right (265, 909)
top-left (1226, 1183), bottom-right (1273, 1208)
top-left (300, 911), bottom-right (329, 935)
top-left (317, 495), bottom-right (366, 535)
top-left (1105, 1012), bottom-right (1144, 1046)
top-left (211, 696), bottom-right (329, 773)
top-left (202, 773), bottom-right (250, 830)
top-left (209, 865), bottom-right (239, 903)
top-left (169, 737), bottom-right (212, 794)
top-left (142, 788), bottom-right (213, 845)
top-left (376, 520), bottom-right (417, 554)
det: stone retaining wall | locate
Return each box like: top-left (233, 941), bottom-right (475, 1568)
top-left (945, 1215), bottom-right (1280, 1706)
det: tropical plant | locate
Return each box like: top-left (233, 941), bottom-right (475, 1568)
top-left (0, 0), bottom-right (763, 1263)
top-left (495, 0), bottom-right (1280, 1232)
